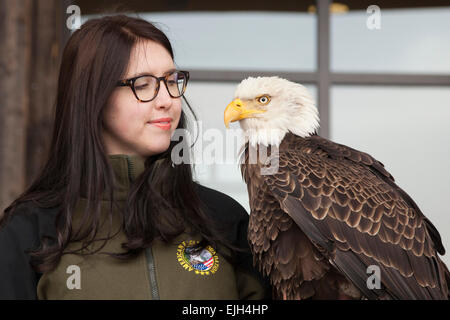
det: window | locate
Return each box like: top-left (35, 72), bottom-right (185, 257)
top-left (331, 7), bottom-right (450, 74)
top-left (144, 12), bottom-right (316, 72)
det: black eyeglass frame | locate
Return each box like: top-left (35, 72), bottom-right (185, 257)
top-left (116, 70), bottom-right (190, 102)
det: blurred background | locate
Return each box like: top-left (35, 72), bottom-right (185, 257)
top-left (0, 0), bottom-right (449, 265)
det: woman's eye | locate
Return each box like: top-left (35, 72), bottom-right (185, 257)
top-left (258, 96), bottom-right (270, 104)
top-left (135, 84), bottom-right (148, 90)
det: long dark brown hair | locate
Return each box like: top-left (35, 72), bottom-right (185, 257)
top-left (1, 15), bottom-right (236, 273)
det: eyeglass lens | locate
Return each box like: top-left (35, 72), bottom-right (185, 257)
top-left (133, 71), bottom-right (187, 101)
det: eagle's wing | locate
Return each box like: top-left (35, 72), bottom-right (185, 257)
top-left (259, 136), bottom-right (449, 300)
top-left (308, 135), bottom-right (446, 256)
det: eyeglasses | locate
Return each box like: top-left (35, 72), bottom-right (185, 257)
top-left (116, 70), bottom-right (190, 102)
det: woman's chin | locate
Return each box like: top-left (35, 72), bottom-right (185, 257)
top-left (142, 140), bottom-right (171, 156)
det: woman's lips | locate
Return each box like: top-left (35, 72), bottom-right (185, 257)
top-left (147, 117), bottom-right (172, 130)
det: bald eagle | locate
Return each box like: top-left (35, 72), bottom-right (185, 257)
top-left (223, 76), bottom-right (450, 300)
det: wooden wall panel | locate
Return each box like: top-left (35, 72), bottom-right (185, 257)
top-left (0, 0), bottom-right (32, 214)
top-left (0, 0), bottom-right (71, 214)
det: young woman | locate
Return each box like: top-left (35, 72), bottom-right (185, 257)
top-left (0, 15), bottom-right (269, 299)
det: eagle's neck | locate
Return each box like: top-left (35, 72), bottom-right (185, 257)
top-left (245, 128), bottom-right (287, 148)
top-left (244, 128), bottom-right (318, 149)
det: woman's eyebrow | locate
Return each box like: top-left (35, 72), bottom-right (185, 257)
top-left (127, 68), bottom-right (177, 78)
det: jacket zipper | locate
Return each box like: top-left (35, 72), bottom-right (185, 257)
top-left (145, 247), bottom-right (160, 300)
top-left (126, 156), bottom-right (160, 300)
top-left (126, 155), bottom-right (135, 181)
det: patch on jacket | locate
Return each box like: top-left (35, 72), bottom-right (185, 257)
top-left (177, 240), bottom-right (219, 275)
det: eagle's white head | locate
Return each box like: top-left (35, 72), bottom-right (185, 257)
top-left (224, 76), bottom-right (320, 147)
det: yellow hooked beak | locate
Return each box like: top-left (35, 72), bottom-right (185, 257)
top-left (224, 98), bottom-right (266, 128)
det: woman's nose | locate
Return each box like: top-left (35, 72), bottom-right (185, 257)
top-left (153, 81), bottom-right (173, 108)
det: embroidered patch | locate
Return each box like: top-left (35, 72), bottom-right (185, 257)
top-left (177, 240), bottom-right (219, 275)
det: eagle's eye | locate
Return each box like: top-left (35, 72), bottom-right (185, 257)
top-left (257, 95), bottom-right (270, 105)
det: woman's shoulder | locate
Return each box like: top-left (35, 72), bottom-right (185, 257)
top-left (193, 182), bottom-right (250, 251)
top-left (194, 182), bottom-right (249, 220)
top-left (0, 201), bottom-right (59, 244)
top-left (0, 202), bottom-right (59, 299)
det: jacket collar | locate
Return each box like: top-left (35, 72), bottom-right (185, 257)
top-left (105, 154), bottom-right (146, 201)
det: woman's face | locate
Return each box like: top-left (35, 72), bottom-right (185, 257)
top-left (102, 40), bottom-right (182, 157)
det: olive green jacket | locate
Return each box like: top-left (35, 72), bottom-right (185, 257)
top-left (36, 155), bottom-right (268, 300)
